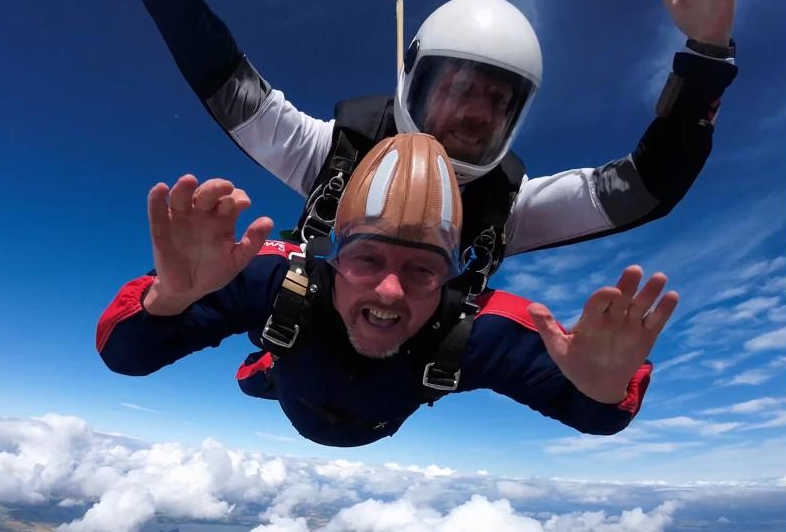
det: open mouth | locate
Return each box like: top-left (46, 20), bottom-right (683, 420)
top-left (362, 307), bottom-right (402, 328)
top-left (451, 131), bottom-right (481, 145)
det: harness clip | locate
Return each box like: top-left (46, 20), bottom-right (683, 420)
top-left (301, 214), bottom-right (334, 242)
top-left (422, 362), bottom-right (461, 392)
top-left (262, 316), bottom-right (300, 349)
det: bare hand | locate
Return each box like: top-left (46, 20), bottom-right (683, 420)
top-left (144, 174), bottom-right (273, 315)
top-left (529, 266), bottom-right (679, 404)
top-left (663, 0), bottom-right (735, 46)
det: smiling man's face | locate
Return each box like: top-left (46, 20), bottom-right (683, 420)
top-left (421, 64), bottom-right (514, 165)
top-left (331, 240), bottom-right (448, 358)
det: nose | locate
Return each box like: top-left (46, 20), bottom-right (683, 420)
top-left (374, 272), bottom-right (406, 302)
top-left (458, 92), bottom-right (492, 124)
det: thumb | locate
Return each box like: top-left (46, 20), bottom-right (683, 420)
top-left (528, 302), bottom-right (568, 359)
top-left (233, 216), bottom-right (274, 269)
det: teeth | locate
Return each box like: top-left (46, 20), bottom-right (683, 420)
top-left (453, 132), bottom-right (479, 145)
top-left (369, 308), bottom-right (399, 320)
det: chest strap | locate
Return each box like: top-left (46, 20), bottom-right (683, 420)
top-left (261, 238), bottom-right (332, 356)
top-left (419, 295), bottom-right (479, 405)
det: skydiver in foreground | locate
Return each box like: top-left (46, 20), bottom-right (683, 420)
top-left (97, 134), bottom-right (678, 447)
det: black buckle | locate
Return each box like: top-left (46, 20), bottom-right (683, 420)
top-left (262, 315), bottom-right (300, 348)
top-left (301, 214), bottom-right (334, 242)
top-left (461, 245), bottom-right (494, 299)
top-left (422, 362), bottom-right (461, 391)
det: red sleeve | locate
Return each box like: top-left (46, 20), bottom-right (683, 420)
top-left (476, 289), bottom-right (652, 418)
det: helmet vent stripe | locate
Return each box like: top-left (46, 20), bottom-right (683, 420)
top-left (365, 149), bottom-right (399, 218)
top-left (437, 154), bottom-right (453, 229)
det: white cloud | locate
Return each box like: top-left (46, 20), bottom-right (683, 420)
top-left (385, 462), bottom-right (455, 478)
top-left (700, 422), bottom-right (743, 436)
top-left (639, 417), bottom-right (741, 436)
top-left (542, 500), bottom-right (681, 532)
top-left (503, 271), bottom-right (543, 292)
top-left (544, 284), bottom-right (574, 302)
top-left (738, 257), bottom-right (786, 281)
top-left (256, 431), bottom-right (298, 443)
top-left (250, 515), bottom-right (310, 532)
top-left (315, 459), bottom-right (366, 480)
top-left (768, 305), bottom-right (786, 323)
top-left (656, 351), bottom-right (703, 372)
top-left (762, 276), bottom-right (786, 294)
top-left (700, 358), bottom-right (736, 372)
top-left (701, 397), bottom-right (786, 415)
top-left (744, 326), bottom-right (786, 352)
top-left (731, 296), bottom-right (780, 320)
top-left (641, 417), bottom-right (702, 430)
top-left (2, 414), bottom-right (785, 531)
top-left (57, 485), bottom-right (155, 532)
top-left (719, 369), bottom-right (771, 386)
top-left (743, 411), bottom-right (786, 431)
top-left (496, 480), bottom-right (544, 500)
top-left (712, 285), bottom-right (748, 302)
top-left (717, 356), bottom-right (786, 387)
top-left (543, 434), bottom-right (631, 454)
top-left (120, 403), bottom-right (157, 413)
top-left (591, 442), bottom-right (701, 462)
top-left (322, 495), bottom-right (547, 532)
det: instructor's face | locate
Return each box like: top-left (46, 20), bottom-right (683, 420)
top-left (422, 65), bottom-right (513, 164)
top-left (332, 240), bottom-right (446, 358)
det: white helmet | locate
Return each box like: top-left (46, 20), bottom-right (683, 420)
top-left (394, 0), bottom-right (542, 181)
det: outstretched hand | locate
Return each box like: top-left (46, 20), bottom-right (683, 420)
top-left (529, 266), bottom-right (679, 404)
top-left (144, 174), bottom-right (273, 315)
top-left (663, 0), bottom-right (735, 46)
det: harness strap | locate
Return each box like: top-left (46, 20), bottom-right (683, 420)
top-left (261, 238), bottom-right (333, 358)
top-left (420, 298), bottom-right (479, 405)
top-left (300, 131), bottom-right (358, 242)
top-left (459, 153), bottom-right (525, 298)
top-left (262, 252), bottom-right (307, 354)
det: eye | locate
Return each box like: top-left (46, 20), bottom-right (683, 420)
top-left (448, 78), bottom-right (472, 96)
top-left (354, 254), bottom-right (383, 266)
top-left (404, 262), bottom-right (443, 279)
top-left (415, 265), bottom-right (437, 275)
top-left (489, 91), bottom-right (510, 111)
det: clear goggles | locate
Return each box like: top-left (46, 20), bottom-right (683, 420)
top-left (327, 224), bottom-right (463, 299)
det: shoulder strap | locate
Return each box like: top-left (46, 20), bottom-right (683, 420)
top-left (335, 95), bottom-right (396, 140)
top-left (260, 237), bottom-right (333, 357)
top-left (416, 154), bottom-right (526, 404)
top-left (458, 152), bottom-right (526, 297)
top-left (296, 96), bottom-right (395, 243)
top-left (418, 285), bottom-right (479, 405)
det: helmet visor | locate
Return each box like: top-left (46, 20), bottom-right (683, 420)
top-left (406, 56), bottom-right (536, 167)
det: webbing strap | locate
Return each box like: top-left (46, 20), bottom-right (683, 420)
top-left (262, 253), bottom-right (308, 355)
top-left (300, 132), bottom-right (357, 242)
top-left (420, 295), bottom-right (479, 405)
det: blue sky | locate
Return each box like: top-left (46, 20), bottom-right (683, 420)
top-left (1, 0), bottom-right (785, 528)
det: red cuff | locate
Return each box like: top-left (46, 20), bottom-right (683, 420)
top-left (617, 362), bottom-right (653, 416)
top-left (236, 352), bottom-right (274, 381)
top-left (96, 275), bottom-right (156, 352)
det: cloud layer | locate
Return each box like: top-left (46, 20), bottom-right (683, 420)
top-left (1, 414), bottom-right (784, 532)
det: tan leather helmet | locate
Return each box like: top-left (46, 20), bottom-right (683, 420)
top-left (333, 132), bottom-right (463, 271)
